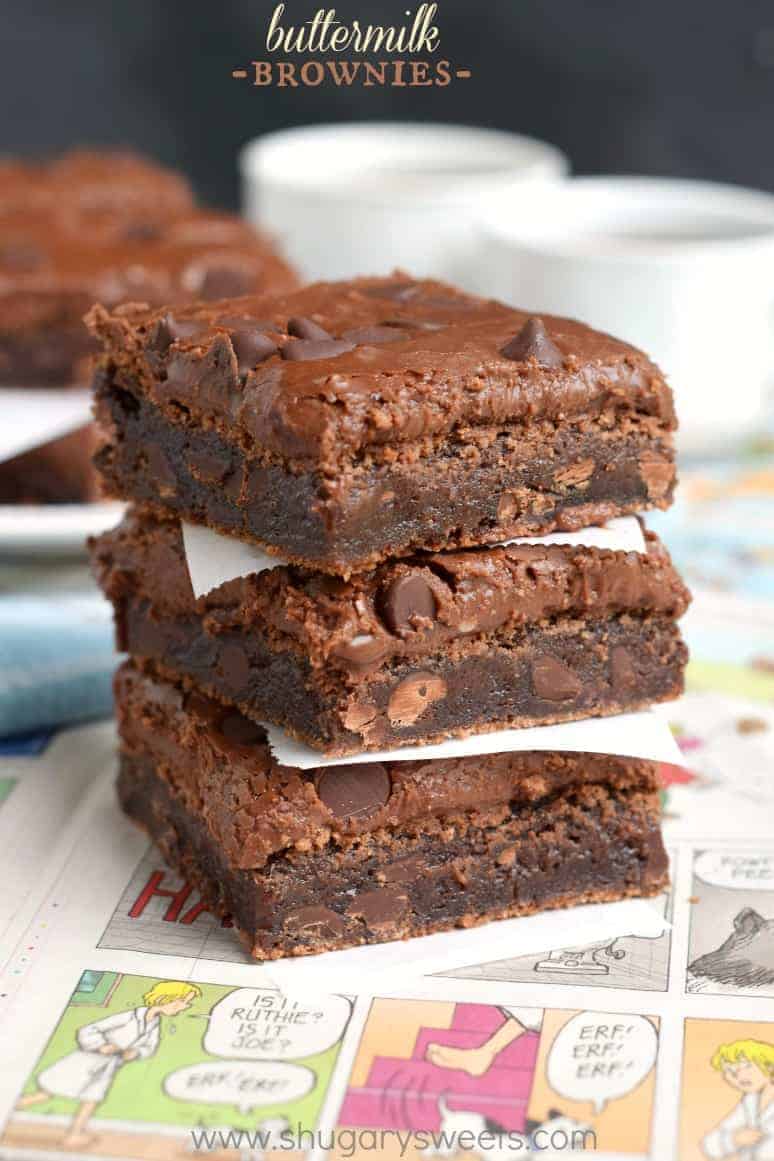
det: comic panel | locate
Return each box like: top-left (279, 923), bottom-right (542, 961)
top-left (444, 867), bottom-right (672, 992)
top-left (679, 1017), bottom-right (774, 1161)
top-left (98, 847), bottom-right (250, 964)
top-left (686, 850), bottom-right (774, 997)
top-left (333, 999), bottom-right (658, 1159)
top-left (1, 968), bottom-right (352, 1159)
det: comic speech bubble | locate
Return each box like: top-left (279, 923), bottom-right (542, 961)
top-left (163, 1060), bottom-right (313, 1115)
top-left (546, 1012), bottom-right (657, 1114)
top-left (694, 852), bottom-right (774, 891)
top-left (203, 989), bottom-right (350, 1060)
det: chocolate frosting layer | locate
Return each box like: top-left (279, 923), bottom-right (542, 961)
top-left (116, 661), bottom-right (661, 870)
top-left (87, 274), bottom-right (676, 468)
top-left (93, 505), bottom-right (690, 680)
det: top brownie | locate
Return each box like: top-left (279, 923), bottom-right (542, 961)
top-left (89, 275), bottom-right (677, 575)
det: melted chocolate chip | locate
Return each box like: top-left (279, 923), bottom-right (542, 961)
top-left (229, 325), bottom-right (277, 375)
top-left (342, 325), bottom-right (405, 345)
top-left (387, 673), bottom-right (447, 727)
top-left (379, 573), bottom-right (437, 634)
top-left (332, 633), bottom-right (389, 671)
top-left (283, 905), bottom-right (347, 937)
top-left (0, 241), bottom-right (43, 271)
top-left (531, 655), bottom-right (583, 701)
top-left (147, 312), bottom-right (208, 355)
top-left (347, 885), bottom-right (409, 928)
top-left (146, 443), bottom-right (177, 489)
top-left (410, 319), bottom-right (446, 331)
top-left (218, 711), bottom-right (265, 747)
top-left (287, 316), bottom-right (331, 341)
top-left (282, 338), bottom-right (355, 362)
top-left (610, 646), bottom-right (639, 693)
top-left (364, 281), bottom-right (418, 302)
top-left (194, 264), bottom-right (253, 301)
top-left (501, 317), bottom-right (563, 367)
top-left (218, 642), bottom-right (250, 691)
top-left (316, 763), bottom-right (391, 819)
top-left (122, 221), bottom-right (162, 243)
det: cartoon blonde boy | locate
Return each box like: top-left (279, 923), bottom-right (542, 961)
top-left (18, 979), bottom-right (202, 1150)
top-left (703, 1039), bottom-right (774, 1160)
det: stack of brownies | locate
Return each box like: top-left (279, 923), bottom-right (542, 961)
top-left (0, 149), bottom-right (296, 502)
top-left (89, 274), bottom-right (690, 961)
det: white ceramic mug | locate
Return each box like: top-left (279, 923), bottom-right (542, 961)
top-left (240, 122), bottom-right (568, 286)
top-left (480, 177), bottom-right (774, 454)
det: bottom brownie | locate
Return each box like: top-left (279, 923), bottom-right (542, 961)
top-left (115, 663), bottom-right (668, 961)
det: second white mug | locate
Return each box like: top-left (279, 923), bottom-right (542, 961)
top-left (481, 177), bottom-right (774, 455)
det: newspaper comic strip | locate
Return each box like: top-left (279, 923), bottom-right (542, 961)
top-left (2, 969), bottom-right (351, 1158)
top-left (679, 1018), bottom-right (774, 1161)
top-left (333, 999), bottom-right (657, 1158)
top-left (687, 851), bottom-right (774, 998)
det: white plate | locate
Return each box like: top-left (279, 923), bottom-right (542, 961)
top-left (0, 502), bottom-right (125, 556)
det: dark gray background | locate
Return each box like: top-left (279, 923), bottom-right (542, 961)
top-left (3, 0), bottom-right (774, 207)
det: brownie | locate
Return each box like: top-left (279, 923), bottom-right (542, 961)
top-left (0, 423), bottom-right (100, 504)
top-left (115, 662), bottom-right (669, 960)
top-left (92, 505), bottom-right (690, 756)
top-left (0, 206), bottom-right (298, 386)
top-left (0, 149), bottom-right (194, 218)
top-left (87, 275), bottom-right (677, 575)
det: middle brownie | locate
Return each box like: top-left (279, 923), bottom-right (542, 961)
top-left (92, 506), bottom-right (690, 756)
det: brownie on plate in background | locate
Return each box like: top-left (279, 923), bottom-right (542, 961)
top-left (0, 148), bottom-right (298, 504)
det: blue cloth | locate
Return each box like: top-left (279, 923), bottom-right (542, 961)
top-left (0, 585), bottom-right (115, 738)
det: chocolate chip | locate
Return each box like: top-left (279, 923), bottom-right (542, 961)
top-left (188, 263), bottom-right (252, 301)
top-left (342, 701), bottom-right (380, 735)
top-left (218, 711), bottom-right (265, 747)
top-left (316, 763), bottom-right (391, 820)
top-left (146, 316), bottom-right (174, 357)
top-left (364, 281), bottom-right (418, 302)
top-left (218, 642), bottom-right (250, 691)
top-left (228, 325), bottom-right (277, 375)
top-left (497, 493), bottom-right (519, 523)
top-left (342, 325), bottom-right (405, 345)
top-left (387, 672), bottom-right (447, 727)
top-left (501, 317), bottom-right (563, 367)
top-left (610, 646), bottom-right (639, 693)
top-left (186, 447), bottom-right (230, 485)
top-left (639, 454), bottom-right (673, 501)
top-left (283, 906), bottom-right (347, 938)
top-left (381, 317), bottom-right (444, 332)
top-left (147, 312), bottom-right (208, 356)
top-left (531, 655), bottom-right (582, 701)
top-left (287, 316), bottom-right (331, 341)
top-left (123, 221), bottom-right (162, 243)
top-left (347, 886), bottom-right (409, 929)
top-left (379, 573), bottom-right (437, 634)
top-left (554, 459), bottom-right (595, 489)
top-left (410, 319), bottom-right (446, 331)
top-left (0, 241), bottom-right (42, 271)
top-left (332, 633), bottom-right (389, 671)
top-left (282, 338), bottom-right (355, 361)
top-left (146, 443), bottom-right (177, 492)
